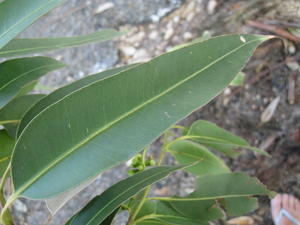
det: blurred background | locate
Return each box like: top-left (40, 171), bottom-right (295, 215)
top-left (13, 0), bottom-right (300, 224)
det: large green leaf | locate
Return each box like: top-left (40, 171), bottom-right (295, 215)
top-left (65, 165), bottom-right (184, 225)
top-left (168, 140), bottom-right (230, 176)
top-left (11, 34), bottom-right (270, 200)
top-left (0, 57), bottom-right (64, 108)
top-left (0, 94), bottom-right (45, 138)
top-left (187, 120), bottom-right (268, 157)
top-left (0, 30), bottom-right (124, 58)
top-left (17, 65), bottom-right (136, 138)
top-left (0, 130), bottom-right (14, 177)
top-left (0, 0), bottom-right (64, 50)
top-left (135, 201), bottom-right (210, 225)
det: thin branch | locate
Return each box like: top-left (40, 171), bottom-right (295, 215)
top-left (247, 20), bottom-right (300, 43)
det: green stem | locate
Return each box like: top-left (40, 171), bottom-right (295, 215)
top-left (0, 164), bottom-right (11, 204)
top-left (0, 120), bottom-right (19, 126)
top-left (0, 164), bottom-right (15, 225)
top-left (0, 195), bottom-right (16, 225)
top-left (127, 131), bottom-right (172, 225)
top-left (127, 187), bottom-right (151, 225)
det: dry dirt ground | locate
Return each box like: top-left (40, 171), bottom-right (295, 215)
top-left (11, 0), bottom-right (300, 225)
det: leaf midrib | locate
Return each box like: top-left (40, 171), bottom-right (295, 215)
top-left (0, 0), bottom-right (59, 48)
top-left (14, 37), bottom-right (265, 198)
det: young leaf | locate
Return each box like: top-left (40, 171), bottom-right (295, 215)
top-left (135, 201), bottom-right (210, 225)
top-left (17, 64), bottom-right (136, 138)
top-left (0, 130), bottom-right (14, 177)
top-left (11, 34), bottom-right (270, 200)
top-left (0, 0), bottom-right (64, 50)
top-left (168, 140), bottom-right (230, 175)
top-left (0, 57), bottom-right (64, 108)
top-left (0, 94), bottom-right (45, 138)
top-left (65, 165), bottom-right (184, 225)
top-left (162, 173), bottom-right (273, 221)
top-left (158, 173), bottom-right (274, 202)
top-left (168, 198), bottom-right (224, 221)
top-left (0, 30), bottom-right (124, 58)
top-left (187, 120), bottom-right (268, 157)
top-left (220, 197), bottom-right (258, 217)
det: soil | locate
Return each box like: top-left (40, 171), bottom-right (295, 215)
top-left (10, 0), bottom-right (300, 225)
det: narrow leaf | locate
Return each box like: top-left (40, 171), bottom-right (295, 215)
top-left (12, 34), bottom-right (270, 199)
top-left (0, 57), bottom-right (64, 108)
top-left (65, 165), bottom-right (184, 225)
top-left (0, 0), bottom-right (64, 50)
top-left (17, 64), bottom-right (136, 138)
top-left (168, 140), bottom-right (230, 175)
top-left (0, 94), bottom-right (45, 138)
top-left (220, 197), bottom-right (258, 217)
top-left (188, 120), bottom-right (268, 157)
top-left (0, 130), bottom-right (14, 177)
top-left (14, 80), bottom-right (38, 99)
top-left (0, 30), bottom-right (124, 58)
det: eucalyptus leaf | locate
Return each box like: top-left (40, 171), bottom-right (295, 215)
top-left (0, 57), bottom-right (64, 108)
top-left (158, 173), bottom-right (274, 202)
top-left (17, 64), bottom-right (136, 138)
top-left (0, 0), bottom-right (64, 50)
top-left (164, 173), bottom-right (273, 221)
top-left (0, 130), bottom-right (14, 177)
top-left (65, 166), bottom-right (184, 225)
top-left (168, 140), bottom-right (230, 176)
top-left (11, 34), bottom-right (270, 200)
top-left (220, 197), bottom-right (258, 217)
top-left (187, 120), bottom-right (268, 157)
top-left (0, 94), bottom-right (45, 138)
top-left (135, 201), bottom-right (210, 225)
top-left (14, 80), bottom-right (38, 99)
top-left (0, 30), bottom-right (124, 58)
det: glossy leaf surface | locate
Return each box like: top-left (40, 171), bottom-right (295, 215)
top-left (168, 140), bottom-right (230, 176)
top-left (17, 65), bottom-right (136, 137)
top-left (12, 34), bottom-right (270, 199)
top-left (0, 0), bottom-right (64, 50)
top-left (0, 57), bottom-right (64, 108)
top-left (65, 166), bottom-right (184, 225)
top-left (0, 30), bottom-right (123, 58)
top-left (188, 120), bottom-right (268, 157)
top-left (0, 94), bottom-right (45, 138)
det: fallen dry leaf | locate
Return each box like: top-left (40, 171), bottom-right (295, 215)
top-left (260, 96), bottom-right (280, 123)
top-left (227, 216), bottom-right (254, 225)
